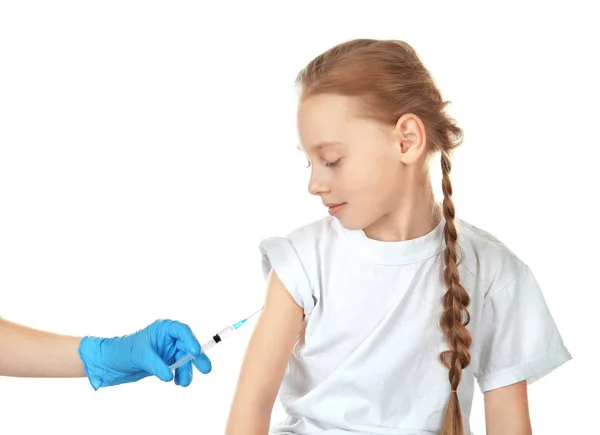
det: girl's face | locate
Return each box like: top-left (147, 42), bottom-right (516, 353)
top-left (297, 93), bottom-right (423, 231)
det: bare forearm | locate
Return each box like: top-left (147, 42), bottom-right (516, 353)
top-left (485, 381), bottom-right (532, 435)
top-left (225, 399), bottom-right (272, 435)
top-left (224, 319), bottom-right (290, 435)
top-left (225, 370), bottom-right (277, 435)
top-left (487, 423), bottom-right (532, 435)
top-left (226, 269), bottom-right (304, 435)
top-left (0, 318), bottom-right (86, 377)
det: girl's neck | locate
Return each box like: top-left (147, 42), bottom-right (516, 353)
top-left (363, 184), bottom-right (442, 242)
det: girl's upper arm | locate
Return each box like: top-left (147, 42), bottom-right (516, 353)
top-left (226, 268), bottom-right (305, 434)
top-left (484, 381), bottom-right (532, 435)
top-left (474, 262), bottom-right (571, 432)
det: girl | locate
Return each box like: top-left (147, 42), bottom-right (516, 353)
top-left (225, 39), bottom-right (571, 435)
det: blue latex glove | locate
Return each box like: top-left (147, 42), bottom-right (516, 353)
top-left (78, 319), bottom-right (211, 390)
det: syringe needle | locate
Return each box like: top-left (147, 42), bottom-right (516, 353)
top-left (168, 307), bottom-right (264, 372)
top-left (246, 307), bottom-right (263, 321)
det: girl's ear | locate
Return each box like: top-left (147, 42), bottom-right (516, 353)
top-left (393, 113), bottom-right (427, 165)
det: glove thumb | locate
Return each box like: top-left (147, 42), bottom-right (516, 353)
top-left (192, 353), bottom-right (212, 374)
top-left (144, 351), bottom-right (175, 383)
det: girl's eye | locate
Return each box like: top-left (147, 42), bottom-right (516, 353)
top-left (305, 157), bottom-right (340, 168)
top-left (325, 159), bottom-right (341, 168)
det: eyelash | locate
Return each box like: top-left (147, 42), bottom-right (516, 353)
top-left (306, 158), bottom-right (341, 168)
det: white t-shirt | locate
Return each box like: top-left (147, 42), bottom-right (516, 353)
top-left (259, 214), bottom-right (571, 435)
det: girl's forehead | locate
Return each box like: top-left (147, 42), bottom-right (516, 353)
top-left (298, 98), bottom-right (392, 151)
top-left (298, 94), bottom-right (358, 123)
top-left (297, 95), bottom-right (362, 146)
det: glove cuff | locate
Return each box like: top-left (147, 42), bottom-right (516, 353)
top-left (78, 336), bottom-right (107, 391)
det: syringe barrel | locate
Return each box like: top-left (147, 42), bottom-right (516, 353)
top-left (214, 325), bottom-right (235, 341)
top-left (200, 338), bottom-right (217, 353)
top-left (169, 325), bottom-right (239, 372)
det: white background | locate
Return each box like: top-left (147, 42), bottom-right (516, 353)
top-left (0, 1), bottom-right (597, 434)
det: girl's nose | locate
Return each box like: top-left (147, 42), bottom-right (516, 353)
top-left (308, 171), bottom-right (330, 196)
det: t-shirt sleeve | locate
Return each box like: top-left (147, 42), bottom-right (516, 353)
top-left (473, 262), bottom-right (572, 393)
top-left (259, 236), bottom-right (316, 316)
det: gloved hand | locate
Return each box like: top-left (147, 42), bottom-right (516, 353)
top-left (78, 319), bottom-right (211, 390)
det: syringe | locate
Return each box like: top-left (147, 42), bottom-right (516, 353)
top-left (168, 307), bottom-right (263, 371)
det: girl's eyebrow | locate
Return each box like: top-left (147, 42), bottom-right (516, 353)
top-left (297, 141), bottom-right (344, 152)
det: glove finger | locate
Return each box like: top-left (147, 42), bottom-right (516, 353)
top-left (192, 352), bottom-right (212, 374)
top-left (174, 350), bottom-right (193, 387)
top-left (166, 321), bottom-right (201, 356)
top-left (142, 351), bottom-right (174, 383)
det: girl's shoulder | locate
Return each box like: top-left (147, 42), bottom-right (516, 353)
top-left (260, 215), bottom-right (337, 267)
top-left (258, 216), bottom-right (336, 317)
top-left (455, 218), bottom-right (532, 300)
top-left (285, 215), bottom-right (337, 244)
